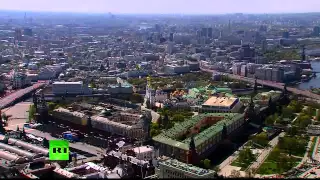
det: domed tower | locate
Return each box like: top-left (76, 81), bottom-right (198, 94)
top-left (187, 135), bottom-right (199, 165)
top-left (279, 83), bottom-right (290, 105)
top-left (245, 95), bottom-right (256, 122)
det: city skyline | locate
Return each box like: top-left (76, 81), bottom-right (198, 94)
top-left (1, 0), bottom-right (320, 15)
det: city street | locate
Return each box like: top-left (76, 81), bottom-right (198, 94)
top-left (141, 104), bottom-right (160, 123)
top-left (3, 102), bottom-right (31, 130)
top-left (27, 129), bottom-right (104, 156)
top-left (0, 83), bottom-right (44, 109)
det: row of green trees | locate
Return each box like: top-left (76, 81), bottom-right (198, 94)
top-left (128, 72), bottom-right (212, 89)
top-left (264, 99), bottom-right (314, 130)
top-left (264, 147), bottom-right (298, 174)
top-left (263, 49), bottom-right (301, 62)
top-left (278, 136), bottom-right (308, 157)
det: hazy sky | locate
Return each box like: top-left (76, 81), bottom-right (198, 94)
top-left (1, 0), bottom-right (320, 14)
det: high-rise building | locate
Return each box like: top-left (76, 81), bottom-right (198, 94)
top-left (282, 31), bottom-right (289, 39)
top-left (301, 45), bottom-right (306, 61)
top-left (314, 26), bottom-right (320, 36)
top-left (208, 28), bottom-right (213, 38)
top-left (241, 44), bottom-right (255, 61)
top-left (201, 28), bottom-right (208, 37)
top-left (14, 28), bottom-right (22, 41)
top-left (155, 24), bottom-right (161, 32)
top-left (24, 28), bottom-right (33, 36)
top-left (262, 40), bottom-right (267, 52)
top-left (169, 33), bottom-right (174, 42)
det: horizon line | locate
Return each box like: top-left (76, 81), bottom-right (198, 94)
top-left (1, 9), bottom-right (320, 16)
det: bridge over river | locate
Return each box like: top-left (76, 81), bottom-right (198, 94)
top-left (201, 67), bottom-right (320, 101)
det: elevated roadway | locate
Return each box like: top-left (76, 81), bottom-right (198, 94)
top-left (201, 67), bottom-right (320, 100)
top-left (0, 83), bottom-right (45, 110)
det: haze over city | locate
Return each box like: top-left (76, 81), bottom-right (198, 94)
top-left (1, 0), bottom-right (320, 14)
top-left (2, 0), bottom-right (320, 178)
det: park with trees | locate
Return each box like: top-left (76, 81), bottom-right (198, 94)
top-left (231, 147), bottom-right (256, 170)
top-left (256, 98), bottom-right (313, 175)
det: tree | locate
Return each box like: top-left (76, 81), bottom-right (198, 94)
top-left (265, 115), bottom-right (276, 126)
top-left (150, 123), bottom-right (161, 137)
top-left (172, 114), bottom-right (185, 123)
top-left (252, 133), bottom-right (269, 147)
top-left (28, 105), bottom-right (36, 123)
top-left (302, 106), bottom-right (314, 117)
top-left (203, 159), bottom-right (211, 169)
top-left (269, 147), bottom-right (281, 161)
top-left (238, 148), bottom-right (255, 164)
top-left (47, 102), bottom-right (57, 114)
top-left (130, 93), bottom-right (144, 104)
top-left (282, 106), bottom-right (295, 119)
top-left (287, 126), bottom-right (298, 136)
top-left (16, 126), bottom-right (19, 131)
top-left (288, 100), bottom-right (303, 113)
top-left (158, 108), bottom-right (170, 128)
top-left (295, 113), bottom-right (312, 129)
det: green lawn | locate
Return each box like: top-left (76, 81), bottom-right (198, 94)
top-left (257, 156), bottom-right (301, 175)
top-left (231, 159), bottom-right (251, 171)
top-left (231, 153), bottom-right (257, 170)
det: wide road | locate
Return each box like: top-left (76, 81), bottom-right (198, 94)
top-left (249, 132), bottom-right (286, 171)
top-left (200, 67), bottom-right (320, 100)
top-left (26, 129), bottom-right (104, 156)
top-left (0, 83), bottom-right (45, 110)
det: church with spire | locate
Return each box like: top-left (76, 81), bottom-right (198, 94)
top-left (144, 76), bottom-right (167, 109)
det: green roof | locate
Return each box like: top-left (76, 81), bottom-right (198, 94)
top-left (153, 113), bottom-right (244, 150)
top-left (160, 159), bottom-right (216, 176)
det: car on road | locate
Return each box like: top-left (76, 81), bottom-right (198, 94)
top-left (24, 123), bottom-right (42, 129)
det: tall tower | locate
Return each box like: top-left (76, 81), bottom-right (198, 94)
top-left (33, 92), bottom-right (48, 124)
top-left (142, 110), bottom-right (152, 142)
top-left (187, 135), bottom-right (199, 165)
top-left (301, 45), bottom-right (306, 61)
top-left (228, 19), bottom-right (231, 33)
top-left (145, 76), bottom-right (154, 108)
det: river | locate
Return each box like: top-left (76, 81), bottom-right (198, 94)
top-left (297, 61), bottom-right (320, 90)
